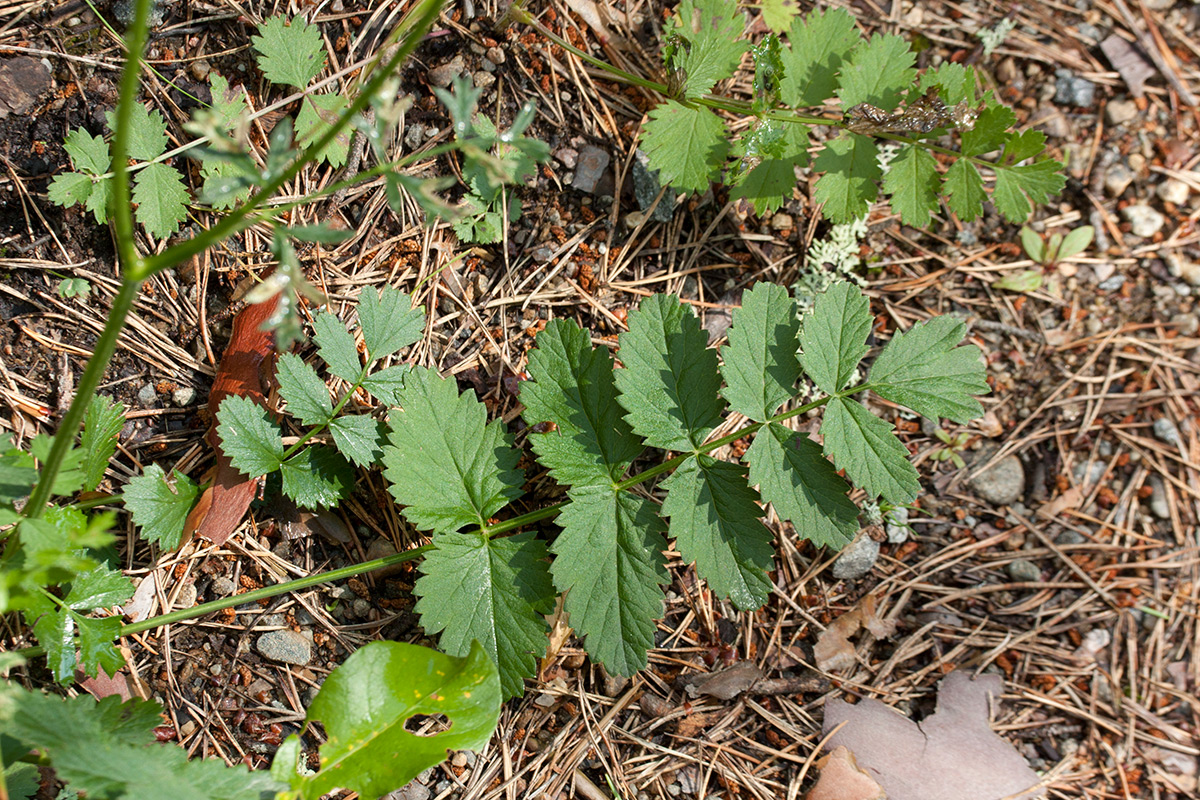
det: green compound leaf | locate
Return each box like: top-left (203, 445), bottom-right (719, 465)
top-left (84, 175), bottom-right (112, 224)
top-left (813, 133), bottom-right (880, 223)
top-left (942, 159), bottom-right (986, 222)
top-left (361, 364), bottom-right (408, 405)
top-left (328, 414), bottom-right (385, 469)
top-left (5, 688), bottom-right (283, 800)
top-left (667, 0), bottom-right (747, 98)
top-left (883, 144), bottom-right (940, 227)
top-left (779, 7), bottom-right (860, 108)
top-left (720, 282), bottom-right (800, 422)
top-left (837, 33), bottom-right (917, 111)
top-left (253, 15), bottom-right (327, 90)
top-left (520, 319), bottom-right (642, 486)
top-left (124, 464), bottom-right (200, 551)
top-left (993, 159), bottom-right (1066, 224)
top-left (821, 396), bottom-right (920, 504)
top-left (273, 641), bottom-right (499, 800)
top-left (961, 103), bottom-right (1017, 157)
top-left (216, 395), bottom-right (284, 478)
top-left (614, 294), bottom-right (722, 452)
top-left (208, 73), bottom-right (247, 131)
top-left (80, 394), bottom-right (125, 491)
top-left (48, 172), bottom-right (95, 209)
top-left (65, 564), bottom-right (135, 613)
top-left (761, 0), bottom-right (800, 34)
top-left (296, 93), bottom-right (351, 167)
top-left (642, 101), bottom-right (729, 195)
top-left (798, 281), bottom-right (872, 395)
top-left (661, 456), bottom-right (774, 610)
top-left (63, 128), bottom-right (110, 174)
top-left (867, 315), bottom-right (989, 424)
top-left (312, 309), bottom-right (363, 383)
top-left (747, 423), bottom-right (858, 549)
top-left (132, 162), bottom-right (189, 238)
top-left (359, 285), bottom-right (424, 362)
top-left (550, 486), bottom-right (668, 676)
top-left (385, 366), bottom-right (524, 534)
top-left (279, 445), bottom-right (354, 510)
top-left (0, 439), bottom-right (37, 506)
top-left (414, 531), bottom-right (554, 699)
top-left (105, 104), bottom-right (168, 162)
top-left (275, 353), bottom-right (332, 427)
top-left (76, 615), bottom-right (126, 679)
top-left (26, 563), bottom-right (132, 683)
top-left (3, 762), bottom-right (39, 800)
top-left (730, 122), bottom-right (808, 215)
top-left (917, 62), bottom-right (975, 106)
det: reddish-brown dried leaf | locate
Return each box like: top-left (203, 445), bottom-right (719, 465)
top-left (806, 746), bottom-right (886, 800)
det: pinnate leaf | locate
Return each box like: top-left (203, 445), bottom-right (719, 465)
top-left (551, 486), bottom-right (668, 675)
top-left (837, 33), bottom-right (916, 111)
top-left (132, 162), bottom-right (189, 238)
top-left (275, 352), bottom-right (332, 427)
top-left (779, 7), bottom-right (860, 107)
top-left (761, 0), bottom-right (800, 34)
top-left (328, 414), bottom-right (384, 468)
top-left (993, 160), bottom-right (1066, 223)
top-left (48, 172), bottom-right (95, 208)
top-left (868, 315), bottom-right (988, 423)
top-left (84, 176), bottom-right (112, 224)
top-left (361, 364), bottom-right (408, 405)
top-left (615, 294), bottom-right (722, 452)
top-left (961, 104), bottom-right (1016, 157)
top-left (520, 320), bottom-right (642, 486)
top-left (668, 0), bottom-right (747, 97)
top-left (63, 128), bottom-right (110, 174)
top-left (65, 564), bottom-right (136, 611)
top-left (385, 366), bottom-right (523, 534)
top-left (279, 446), bottom-right (354, 509)
top-left (883, 144), bottom-right (940, 227)
top-left (312, 309), bottom-right (363, 382)
top-left (813, 133), bottom-right (880, 223)
top-left (296, 93), bottom-right (350, 167)
top-left (720, 282), bottom-right (800, 421)
top-left (253, 15), bottom-right (326, 89)
top-left (942, 160), bottom-right (986, 222)
top-left (105, 104), bottom-right (168, 161)
top-left (274, 641), bottom-right (499, 800)
top-left (642, 101), bottom-right (728, 195)
top-left (216, 395), bottom-right (284, 478)
top-left (359, 286), bottom-right (424, 362)
top-left (80, 394), bottom-right (125, 491)
top-left (208, 73), bottom-right (247, 131)
top-left (661, 457), bottom-right (774, 610)
top-left (747, 423), bottom-right (858, 549)
top-left (415, 531), bottom-right (554, 698)
top-left (124, 464), bottom-right (200, 550)
top-left (799, 281), bottom-right (872, 395)
top-left (821, 396), bottom-right (920, 504)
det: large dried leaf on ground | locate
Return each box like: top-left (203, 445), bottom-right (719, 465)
top-left (813, 592), bottom-right (894, 672)
top-left (806, 746), bottom-right (885, 800)
top-left (823, 671), bottom-right (1044, 800)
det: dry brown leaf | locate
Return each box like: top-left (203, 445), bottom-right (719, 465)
top-left (1100, 35), bottom-right (1157, 98)
top-left (823, 671), bottom-right (1044, 800)
top-left (814, 594), bottom-right (896, 672)
top-left (806, 746), bottom-right (886, 800)
top-left (679, 661), bottom-right (763, 700)
top-left (1037, 486), bottom-right (1083, 519)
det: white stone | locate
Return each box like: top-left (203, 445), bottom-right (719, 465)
top-left (1157, 179), bottom-right (1190, 206)
top-left (1122, 204), bottom-right (1165, 238)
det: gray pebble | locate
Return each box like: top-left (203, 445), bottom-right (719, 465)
top-left (403, 123), bottom-right (424, 150)
top-left (1105, 99), bottom-right (1138, 126)
top-left (832, 536), bottom-right (880, 580)
top-left (571, 145), bottom-right (610, 194)
top-left (1153, 417), bottom-right (1182, 447)
top-left (555, 147), bottom-right (578, 168)
top-left (174, 582), bottom-right (197, 609)
top-left (1147, 475), bottom-right (1170, 519)
top-left (137, 383), bottom-right (158, 407)
top-left (632, 149), bottom-right (675, 221)
top-left (1055, 530), bottom-right (1086, 546)
top-left (1121, 204), bottom-right (1165, 238)
top-left (485, 46), bottom-right (505, 65)
top-left (1157, 179), bottom-right (1190, 206)
top-left (1054, 69), bottom-right (1095, 108)
top-left (427, 56), bottom-right (465, 88)
top-left (885, 506), bottom-right (910, 544)
top-left (113, 0), bottom-right (165, 28)
top-left (472, 70), bottom-right (495, 89)
top-left (383, 783), bottom-right (430, 800)
top-left (172, 386), bottom-right (197, 406)
top-left (1098, 274), bottom-right (1126, 292)
top-left (352, 598), bottom-right (372, 619)
top-left (971, 454), bottom-right (1025, 505)
top-left (210, 576), bottom-right (235, 597)
top-left (1103, 162), bottom-right (1134, 197)
top-left (1006, 559), bottom-right (1041, 583)
top-left (256, 630), bottom-right (312, 666)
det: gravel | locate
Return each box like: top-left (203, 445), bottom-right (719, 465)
top-left (632, 149), bottom-right (676, 222)
top-left (1054, 69), bottom-right (1095, 107)
top-left (210, 576), bottom-right (235, 596)
top-left (1104, 99), bottom-right (1138, 126)
top-left (1153, 417), bottom-right (1182, 447)
top-left (256, 630), bottom-right (312, 666)
top-left (971, 453), bottom-right (1025, 506)
top-left (885, 506), bottom-right (910, 544)
top-left (1121, 204), bottom-right (1166, 238)
top-left (137, 383), bottom-right (158, 407)
top-left (832, 536), bottom-right (880, 580)
top-left (1007, 559), bottom-right (1041, 583)
top-left (426, 56), bottom-right (465, 88)
top-left (1103, 162), bottom-right (1134, 197)
top-left (571, 145), bottom-right (610, 194)
top-left (172, 386), bottom-right (196, 406)
top-left (1156, 179), bottom-right (1190, 206)
top-left (1147, 475), bottom-right (1170, 519)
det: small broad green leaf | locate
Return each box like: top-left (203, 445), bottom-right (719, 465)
top-left (26, 596), bottom-right (76, 682)
top-left (216, 395), bottom-right (284, 478)
top-left (200, 157), bottom-right (256, 209)
top-left (65, 564), bottom-right (135, 611)
top-left (614, 294), bottom-right (722, 452)
top-left (328, 414), bottom-right (384, 469)
top-left (275, 352), bottom-right (333, 427)
top-left (1019, 227), bottom-right (1046, 262)
top-left (105, 104), bottom-right (168, 161)
top-left (729, 121), bottom-right (807, 215)
top-left (747, 423), bottom-right (858, 549)
top-left (720, 282), bottom-right (800, 421)
top-left (124, 464), bottom-right (200, 550)
top-left (798, 282), bottom-right (872, 395)
top-left (917, 62), bottom-right (975, 106)
top-left (661, 457), bottom-right (774, 610)
top-left (132, 162), bottom-right (189, 238)
top-left (813, 133), bottom-right (880, 223)
top-left (3, 762), bottom-right (39, 800)
top-left (385, 366), bottom-right (523, 534)
top-left (5, 688), bottom-right (283, 799)
top-left (0, 445), bottom-right (37, 506)
top-left (208, 73), bottom-right (247, 131)
top-left (277, 640), bottom-right (500, 800)
top-left (312, 310), bottom-right (363, 382)
top-left (642, 101), bottom-right (729, 195)
top-left (414, 531), bottom-right (554, 698)
top-left (993, 160), bottom-right (1067, 223)
top-left (361, 364), bottom-right (408, 405)
top-left (253, 15), bottom-right (327, 89)
top-left (63, 128), bottom-right (110, 174)
top-left (48, 172), bottom-right (95, 208)
top-left (1001, 129), bottom-right (1047, 164)
top-left (551, 486), bottom-right (668, 675)
top-left (992, 269), bottom-right (1044, 293)
top-left (359, 286), bottom-right (425, 362)
top-left (80, 394), bottom-right (125, 491)
top-left (84, 175), bottom-right (113, 224)
top-left (1058, 225), bottom-right (1094, 260)
top-left (961, 104), bottom-right (1016, 157)
top-left (279, 446), bottom-right (354, 510)
top-left (942, 160), bottom-right (986, 221)
top-left (821, 396), bottom-right (920, 504)
top-left (761, 0), bottom-right (799, 34)
top-left (520, 319), bottom-right (643, 486)
top-left (76, 615), bottom-right (125, 678)
top-left (779, 7), bottom-right (860, 107)
top-left (30, 433), bottom-right (86, 496)
top-left (882, 144), bottom-right (939, 227)
top-left (837, 33), bottom-right (917, 111)
top-left (867, 315), bottom-right (989, 423)
top-left (667, 0), bottom-right (747, 98)
top-left (296, 93), bottom-right (351, 167)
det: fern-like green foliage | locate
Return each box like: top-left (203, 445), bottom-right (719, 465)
top-left (642, 1), bottom-right (1065, 222)
top-left (378, 280), bottom-right (988, 695)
